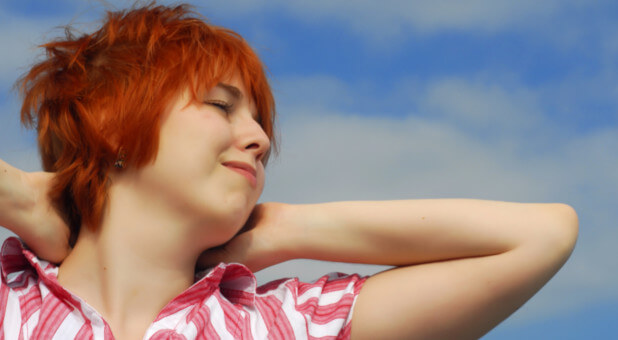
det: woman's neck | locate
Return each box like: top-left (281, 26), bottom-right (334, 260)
top-left (58, 230), bottom-right (196, 338)
top-left (56, 180), bottom-right (221, 339)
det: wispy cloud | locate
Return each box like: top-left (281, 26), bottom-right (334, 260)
top-left (0, 11), bottom-right (48, 88)
top-left (202, 0), bottom-right (606, 46)
top-left (419, 77), bottom-right (543, 134)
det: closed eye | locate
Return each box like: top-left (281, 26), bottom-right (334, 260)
top-left (205, 100), bottom-right (233, 114)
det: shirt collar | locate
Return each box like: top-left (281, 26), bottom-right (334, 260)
top-left (198, 262), bottom-right (257, 307)
top-left (1, 237), bottom-right (56, 285)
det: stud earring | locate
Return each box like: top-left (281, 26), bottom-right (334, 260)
top-left (114, 148), bottom-right (126, 169)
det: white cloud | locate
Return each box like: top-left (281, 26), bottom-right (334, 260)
top-left (419, 77), bottom-right (544, 137)
top-left (262, 109), bottom-right (550, 203)
top-left (2, 1), bottom-right (609, 51)
top-left (0, 7), bottom-right (78, 89)
top-left (0, 1), bottom-right (184, 87)
top-left (278, 0), bottom-right (565, 36)
top-left (2, 1), bottom-right (608, 58)
top-left (273, 75), bottom-right (355, 111)
top-left (200, 0), bottom-right (597, 45)
top-left (0, 15), bottom-right (44, 87)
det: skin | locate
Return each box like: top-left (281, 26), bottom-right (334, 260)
top-left (0, 74), bottom-right (578, 339)
top-left (0, 164), bottom-right (69, 262)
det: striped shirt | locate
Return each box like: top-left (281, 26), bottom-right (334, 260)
top-left (0, 237), bottom-right (366, 339)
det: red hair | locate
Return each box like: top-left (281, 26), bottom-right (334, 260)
top-left (18, 3), bottom-right (276, 245)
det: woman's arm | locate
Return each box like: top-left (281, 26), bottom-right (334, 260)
top-left (305, 200), bottom-right (577, 339)
top-left (201, 200), bottom-right (578, 339)
top-left (0, 158), bottom-right (70, 262)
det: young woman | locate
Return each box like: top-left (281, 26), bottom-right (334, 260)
top-left (0, 3), bottom-right (578, 340)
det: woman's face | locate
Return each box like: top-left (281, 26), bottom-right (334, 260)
top-left (130, 74), bottom-right (270, 242)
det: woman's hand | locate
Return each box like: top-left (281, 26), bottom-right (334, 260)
top-left (0, 159), bottom-right (71, 263)
top-left (197, 202), bottom-right (295, 272)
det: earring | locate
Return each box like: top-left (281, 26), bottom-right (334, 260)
top-left (114, 148), bottom-right (126, 169)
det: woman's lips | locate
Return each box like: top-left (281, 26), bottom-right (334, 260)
top-left (222, 161), bottom-right (257, 187)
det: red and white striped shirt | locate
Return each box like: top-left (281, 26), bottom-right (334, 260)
top-left (0, 237), bottom-right (366, 339)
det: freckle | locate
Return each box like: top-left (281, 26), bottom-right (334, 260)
top-left (103, 267), bottom-right (107, 270)
top-left (421, 216), bottom-right (426, 220)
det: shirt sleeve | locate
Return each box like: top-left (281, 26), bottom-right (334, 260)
top-left (254, 272), bottom-right (367, 340)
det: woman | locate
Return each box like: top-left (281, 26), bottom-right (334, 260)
top-left (0, 3), bottom-right (578, 339)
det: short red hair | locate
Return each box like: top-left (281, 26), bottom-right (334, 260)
top-left (18, 3), bottom-right (276, 245)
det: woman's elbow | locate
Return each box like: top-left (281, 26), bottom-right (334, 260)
top-left (543, 203), bottom-right (579, 261)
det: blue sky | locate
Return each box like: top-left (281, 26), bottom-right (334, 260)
top-left (1, 1), bottom-right (616, 338)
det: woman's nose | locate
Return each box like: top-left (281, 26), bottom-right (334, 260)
top-left (237, 115), bottom-right (271, 162)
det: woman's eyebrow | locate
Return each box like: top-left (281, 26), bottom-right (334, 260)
top-left (216, 82), bottom-right (260, 121)
top-left (216, 83), bottom-right (242, 100)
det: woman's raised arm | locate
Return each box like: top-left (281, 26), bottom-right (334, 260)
top-left (0, 158), bottom-right (70, 262)
top-left (319, 200), bottom-right (577, 339)
top-left (201, 200), bottom-right (578, 339)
